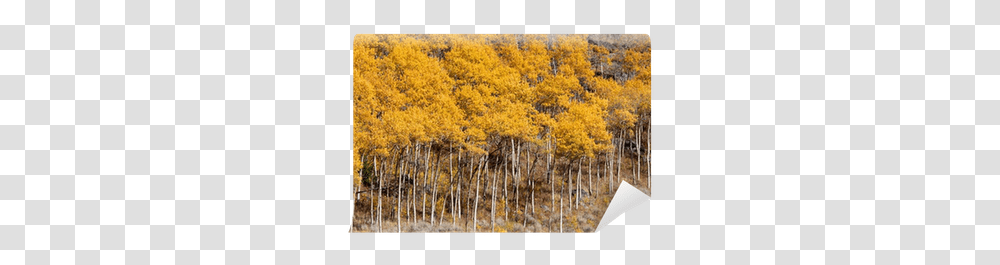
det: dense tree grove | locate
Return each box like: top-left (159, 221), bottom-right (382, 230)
top-left (353, 34), bottom-right (651, 232)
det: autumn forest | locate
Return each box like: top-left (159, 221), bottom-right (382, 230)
top-left (353, 34), bottom-right (651, 232)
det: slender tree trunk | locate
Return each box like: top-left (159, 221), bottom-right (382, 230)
top-left (568, 159), bottom-right (573, 211)
top-left (588, 156), bottom-right (593, 194)
top-left (503, 143), bottom-right (509, 222)
top-left (422, 144), bottom-right (431, 221)
top-left (607, 149), bottom-right (612, 195)
top-left (615, 130), bottom-right (625, 185)
top-left (464, 153), bottom-right (475, 230)
top-left (636, 126), bottom-right (640, 185)
top-left (456, 152), bottom-right (462, 226)
top-left (468, 154), bottom-right (483, 231)
top-left (645, 116), bottom-right (651, 189)
top-left (457, 181), bottom-right (462, 226)
top-left (491, 159), bottom-right (498, 232)
top-left (549, 138), bottom-right (555, 228)
top-left (478, 155), bottom-right (486, 230)
top-left (613, 132), bottom-right (619, 186)
top-left (397, 148), bottom-right (405, 232)
top-left (412, 142), bottom-right (420, 223)
top-left (396, 151), bottom-right (413, 222)
top-left (394, 152), bottom-right (400, 230)
top-left (370, 157), bottom-right (375, 226)
top-left (433, 154), bottom-right (444, 225)
top-left (449, 144), bottom-right (455, 226)
top-left (431, 151), bottom-right (441, 226)
top-left (576, 158), bottom-right (582, 206)
top-left (570, 160), bottom-right (575, 210)
top-left (547, 137), bottom-right (553, 186)
top-left (513, 139), bottom-right (519, 222)
top-left (527, 146), bottom-right (536, 216)
top-left (613, 131), bottom-right (618, 185)
top-left (376, 155), bottom-right (382, 233)
top-left (609, 134), bottom-right (615, 192)
top-left (475, 156), bottom-right (485, 232)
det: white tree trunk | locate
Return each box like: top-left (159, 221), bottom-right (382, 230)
top-left (588, 156), bottom-right (593, 194)
top-left (503, 144), bottom-right (509, 222)
top-left (475, 156), bottom-right (486, 232)
top-left (431, 154), bottom-right (440, 226)
top-left (394, 153), bottom-right (400, 230)
top-left (410, 143), bottom-right (418, 223)
top-left (370, 157), bottom-right (375, 226)
top-left (636, 125), bottom-right (641, 185)
top-left (576, 158), bottom-right (582, 206)
top-left (422, 144), bottom-right (431, 221)
top-left (376, 156), bottom-right (382, 232)
top-left (491, 162), bottom-right (497, 232)
top-left (612, 131), bottom-right (625, 185)
top-left (449, 145), bottom-right (455, 225)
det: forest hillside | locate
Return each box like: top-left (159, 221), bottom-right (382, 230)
top-left (353, 34), bottom-right (651, 232)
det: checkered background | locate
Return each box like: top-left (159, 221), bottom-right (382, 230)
top-left (1, 0), bottom-right (1000, 264)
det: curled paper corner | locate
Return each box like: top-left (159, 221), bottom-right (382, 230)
top-left (595, 180), bottom-right (651, 232)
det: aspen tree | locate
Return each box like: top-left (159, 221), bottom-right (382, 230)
top-left (352, 34), bottom-right (649, 232)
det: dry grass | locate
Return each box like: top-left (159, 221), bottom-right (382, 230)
top-left (352, 190), bottom-right (619, 233)
top-left (351, 158), bottom-right (650, 233)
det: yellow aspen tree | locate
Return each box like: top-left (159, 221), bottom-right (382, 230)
top-left (352, 34), bottom-right (650, 232)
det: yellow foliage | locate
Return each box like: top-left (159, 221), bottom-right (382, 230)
top-left (352, 35), bottom-right (651, 232)
top-left (355, 34), bottom-right (648, 157)
top-left (554, 101), bottom-right (612, 159)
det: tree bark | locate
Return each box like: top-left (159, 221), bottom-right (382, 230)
top-left (503, 142), bottom-right (509, 222)
top-left (370, 157), bottom-right (375, 226)
top-left (513, 139), bottom-right (519, 222)
top-left (449, 144), bottom-right (455, 226)
top-left (588, 156), bottom-right (593, 195)
top-left (412, 142), bottom-right (420, 223)
top-left (636, 125), bottom-right (640, 185)
top-left (576, 158), bottom-right (582, 206)
top-left (491, 159), bottom-right (497, 232)
top-left (376, 155), bottom-right (382, 232)
top-left (612, 130), bottom-right (625, 185)
top-left (607, 147), bottom-right (612, 195)
top-left (422, 144), bottom-right (431, 221)
top-left (550, 138), bottom-right (557, 229)
top-left (527, 146), bottom-right (536, 216)
top-left (645, 116), bottom-right (651, 189)
top-left (474, 156), bottom-right (485, 232)
top-left (430, 149), bottom-right (441, 226)
top-left (568, 158), bottom-right (573, 211)
top-left (395, 147), bottom-right (409, 233)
